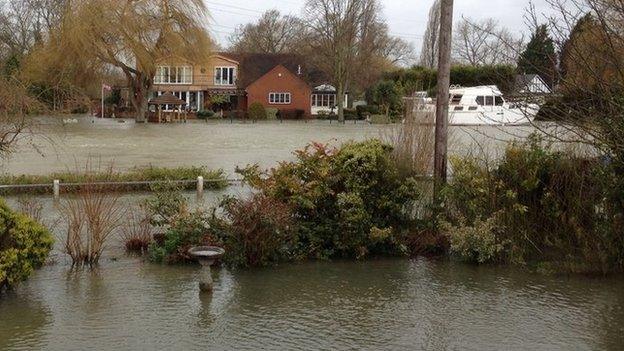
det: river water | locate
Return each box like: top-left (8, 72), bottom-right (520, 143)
top-left (1, 117), bottom-right (622, 350)
top-left (1, 116), bottom-right (537, 175)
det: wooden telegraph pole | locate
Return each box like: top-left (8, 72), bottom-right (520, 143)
top-left (433, 0), bottom-right (454, 197)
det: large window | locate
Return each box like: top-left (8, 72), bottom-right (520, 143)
top-left (311, 93), bottom-right (336, 108)
top-left (215, 67), bottom-right (236, 85)
top-left (154, 66), bottom-right (192, 84)
top-left (269, 92), bottom-right (291, 104)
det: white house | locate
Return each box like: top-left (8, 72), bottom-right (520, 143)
top-left (514, 74), bottom-right (552, 95)
top-left (310, 84), bottom-right (349, 115)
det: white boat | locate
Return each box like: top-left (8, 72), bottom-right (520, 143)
top-left (445, 85), bottom-right (539, 125)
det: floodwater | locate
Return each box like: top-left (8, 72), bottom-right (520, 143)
top-left (1, 192), bottom-right (624, 350)
top-left (1, 116), bottom-right (538, 176)
top-left (2, 117), bottom-right (620, 350)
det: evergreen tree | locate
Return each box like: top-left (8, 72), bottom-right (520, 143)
top-left (517, 25), bottom-right (557, 87)
top-left (559, 14), bottom-right (595, 80)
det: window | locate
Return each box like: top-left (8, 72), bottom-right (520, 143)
top-left (476, 96), bottom-right (485, 106)
top-left (269, 92), bottom-right (291, 104)
top-left (468, 106), bottom-right (478, 111)
top-left (453, 106), bottom-right (463, 111)
top-left (495, 96), bottom-right (504, 106)
top-left (311, 93), bottom-right (336, 108)
top-left (215, 67), bottom-right (236, 85)
top-left (450, 94), bottom-right (463, 104)
top-left (485, 96), bottom-right (494, 106)
top-left (154, 66), bottom-right (192, 84)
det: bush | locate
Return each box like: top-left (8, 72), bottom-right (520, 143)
top-left (280, 109), bottom-right (306, 120)
top-left (0, 199), bottom-right (54, 291)
top-left (248, 102), bottom-right (267, 120)
top-left (442, 135), bottom-right (624, 272)
top-left (145, 184), bottom-right (215, 263)
top-left (212, 194), bottom-right (294, 267)
top-left (356, 105), bottom-right (380, 118)
top-left (441, 213), bottom-right (507, 264)
top-left (266, 107), bottom-right (278, 120)
top-left (148, 209), bottom-right (212, 264)
top-left (239, 140), bottom-right (422, 260)
top-left (196, 110), bottom-right (216, 119)
top-left (343, 108), bottom-right (358, 120)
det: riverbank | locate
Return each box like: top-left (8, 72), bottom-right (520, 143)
top-left (0, 166), bottom-right (228, 195)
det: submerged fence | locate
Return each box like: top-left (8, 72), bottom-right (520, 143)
top-left (0, 177), bottom-right (243, 199)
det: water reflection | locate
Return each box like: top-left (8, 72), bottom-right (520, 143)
top-left (1, 257), bottom-right (624, 350)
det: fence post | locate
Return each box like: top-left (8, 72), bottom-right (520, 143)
top-left (196, 176), bottom-right (204, 196)
top-left (53, 179), bottom-right (60, 199)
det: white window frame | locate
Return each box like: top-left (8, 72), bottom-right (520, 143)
top-left (269, 92), bottom-right (291, 105)
top-left (311, 93), bottom-right (335, 108)
top-left (214, 66), bottom-right (236, 85)
top-left (154, 65), bottom-right (192, 84)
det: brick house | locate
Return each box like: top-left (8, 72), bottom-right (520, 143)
top-left (150, 52), bottom-right (323, 119)
top-left (245, 64), bottom-right (311, 117)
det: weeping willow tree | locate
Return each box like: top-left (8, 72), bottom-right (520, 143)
top-left (35, 0), bottom-right (212, 121)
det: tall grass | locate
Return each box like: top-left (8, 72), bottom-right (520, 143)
top-left (120, 208), bottom-right (153, 253)
top-left (59, 164), bottom-right (124, 266)
top-left (380, 106), bottom-right (436, 179)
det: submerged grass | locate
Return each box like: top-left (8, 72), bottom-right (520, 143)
top-left (0, 166), bottom-right (229, 195)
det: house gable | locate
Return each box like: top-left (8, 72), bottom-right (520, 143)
top-left (245, 64), bottom-right (309, 92)
top-left (245, 64), bottom-right (312, 115)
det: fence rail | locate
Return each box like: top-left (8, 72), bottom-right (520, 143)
top-left (0, 177), bottom-right (243, 198)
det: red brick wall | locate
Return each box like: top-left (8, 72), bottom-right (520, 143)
top-left (245, 65), bottom-right (311, 116)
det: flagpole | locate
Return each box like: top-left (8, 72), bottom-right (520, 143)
top-left (101, 83), bottom-right (104, 118)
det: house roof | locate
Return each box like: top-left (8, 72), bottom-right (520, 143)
top-left (245, 64), bottom-right (312, 92)
top-left (218, 52), bottom-right (306, 87)
top-left (148, 92), bottom-right (186, 105)
top-left (515, 74), bottom-right (550, 92)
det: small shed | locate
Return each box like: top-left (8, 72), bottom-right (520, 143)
top-left (148, 92), bottom-right (188, 123)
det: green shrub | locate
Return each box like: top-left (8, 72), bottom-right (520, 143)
top-left (266, 107), bottom-right (278, 120)
top-left (239, 139), bottom-right (422, 260)
top-left (0, 199), bottom-right (53, 291)
top-left (442, 135), bottom-right (624, 272)
top-left (441, 213), bottom-right (508, 264)
top-left (196, 110), bottom-right (216, 119)
top-left (248, 102), bottom-right (267, 120)
top-left (145, 184), bottom-right (215, 263)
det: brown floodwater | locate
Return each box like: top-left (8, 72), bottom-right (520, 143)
top-left (2, 118), bottom-right (620, 350)
top-left (1, 116), bottom-right (538, 176)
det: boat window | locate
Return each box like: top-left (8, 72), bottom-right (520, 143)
top-left (468, 106), bottom-right (478, 111)
top-left (476, 96), bottom-right (485, 105)
top-left (485, 96), bottom-right (494, 106)
top-left (454, 106), bottom-right (463, 111)
top-left (495, 96), bottom-right (504, 106)
top-left (450, 94), bottom-right (463, 104)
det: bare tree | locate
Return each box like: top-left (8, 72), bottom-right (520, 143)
top-left (452, 18), bottom-right (524, 66)
top-left (305, 0), bottom-right (403, 122)
top-left (228, 10), bottom-right (307, 54)
top-left (420, 0), bottom-right (441, 68)
top-left (0, 77), bottom-right (45, 156)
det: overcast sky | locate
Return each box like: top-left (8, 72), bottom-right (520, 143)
top-left (205, 0), bottom-right (556, 57)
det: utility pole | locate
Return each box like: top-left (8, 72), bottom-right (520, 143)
top-left (433, 0), bottom-right (454, 197)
